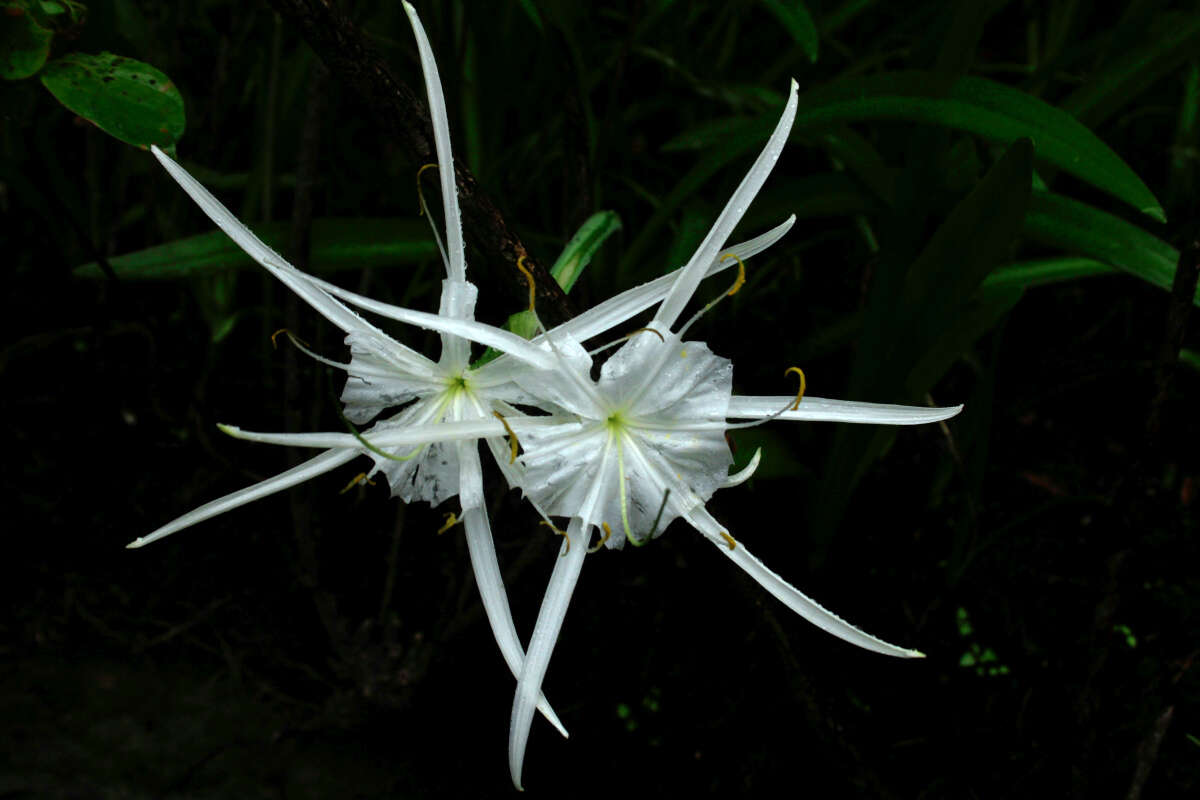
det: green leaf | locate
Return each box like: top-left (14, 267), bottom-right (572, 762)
top-left (982, 257), bottom-right (1117, 294)
top-left (40, 52), bottom-right (185, 149)
top-left (1022, 191), bottom-right (1186, 300)
top-left (899, 139), bottom-right (1033, 335)
top-left (1059, 13), bottom-right (1200, 127)
top-left (75, 218), bottom-right (438, 279)
top-left (474, 212), bottom-right (619, 367)
top-left (791, 72), bottom-right (1163, 220)
top-left (761, 0), bottom-right (818, 64)
top-left (0, 3), bottom-right (53, 80)
top-left (548, 210), bottom-right (622, 292)
top-left (667, 72), bottom-right (1164, 221)
top-left (811, 141), bottom-right (1032, 554)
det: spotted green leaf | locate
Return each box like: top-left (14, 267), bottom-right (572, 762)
top-left (40, 51), bottom-right (185, 149)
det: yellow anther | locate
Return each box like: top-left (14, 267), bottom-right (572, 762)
top-left (492, 410), bottom-right (521, 464)
top-left (437, 512), bottom-right (460, 535)
top-left (623, 326), bottom-right (665, 343)
top-left (784, 366), bottom-right (807, 410)
top-left (719, 531), bottom-right (737, 550)
top-left (338, 472), bottom-right (376, 494)
top-left (540, 520), bottom-right (570, 553)
top-left (270, 328), bottom-right (309, 350)
top-left (590, 523), bottom-right (613, 553)
top-left (416, 163), bottom-right (439, 217)
top-left (515, 255), bottom-right (537, 312)
top-left (720, 253), bottom-right (747, 296)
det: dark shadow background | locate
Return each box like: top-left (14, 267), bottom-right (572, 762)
top-left (2, 1), bottom-right (1198, 797)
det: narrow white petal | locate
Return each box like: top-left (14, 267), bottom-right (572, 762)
top-left (459, 498), bottom-right (569, 738)
top-left (727, 395), bottom-right (964, 425)
top-left (437, 279), bottom-right (476, 369)
top-left (151, 146), bottom-right (377, 337)
top-left (653, 80), bottom-right (799, 331)
top-left (217, 419), bottom-right (501, 450)
top-left (125, 449), bottom-right (359, 548)
top-left (541, 216), bottom-right (797, 344)
top-left (219, 416), bottom-right (572, 450)
top-left (723, 447), bottom-right (762, 488)
top-left (685, 507), bottom-right (924, 658)
top-left (403, 1), bottom-right (465, 283)
top-left (509, 517), bottom-right (589, 791)
top-left (298, 273), bottom-right (555, 370)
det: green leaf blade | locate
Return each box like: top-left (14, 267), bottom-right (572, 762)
top-left (0, 3), bottom-right (53, 80)
top-left (761, 0), bottom-right (818, 64)
top-left (40, 51), bottom-right (185, 149)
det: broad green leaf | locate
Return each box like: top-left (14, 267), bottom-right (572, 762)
top-left (899, 139), bottom-right (1033, 326)
top-left (664, 72), bottom-right (1164, 221)
top-left (1060, 13), bottom-right (1200, 127)
top-left (0, 3), bottom-right (52, 80)
top-left (75, 218), bottom-right (438, 279)
top-left (40, 52), bottom-right (185, 150)
top-left (811, 140), bottom-right (1032, 554)
top-left (1022, 191), bottom-right (1185, 299)
top-left (761, 0), bottom-right (818, 64)
top-left (548, 210), bottom-right (622, 292)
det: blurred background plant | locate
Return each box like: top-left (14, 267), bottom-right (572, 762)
top-left (2, 0), bottom-right (1197, 797)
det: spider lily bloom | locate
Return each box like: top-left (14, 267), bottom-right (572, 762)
top-left (128, 0), bottom-right (797, 743)
top-left (502, 77), bottom-right (963, 789)
top-left (129, 1), bottom-right (579, 736)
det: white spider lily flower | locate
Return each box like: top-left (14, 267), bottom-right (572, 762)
top-left (498, 78), bottom-right (964, 789)
top-left (128, 0), bottom-right (799, 745)
top-left (129, 1), bottom-right (576, 738)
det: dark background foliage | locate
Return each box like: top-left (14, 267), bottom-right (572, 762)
top-left (2, 0), bottom-right (1198, 797)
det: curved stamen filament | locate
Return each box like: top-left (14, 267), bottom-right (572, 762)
top-left (590, 523), bottom-right (612, 553)
top-left (539, 520), bottom-right (570, 554)
top-left (721, 253), bottom-right (747, 296)
top-left (437, 511), bottom-right (460, 535)
top-left (338, 471), bottom-right (376, 494)
top-left (586, 326), bottom-right (665, 357)
top-left (626, 326), bottom-right (665, 343)
top-left (785, 366), bottom-right (807, 410)
top-left (515, 255), bottom-right (537, 313)
top-left (415, 163), bottom-right (439, 218)
top-left (616, 438), bottom-right (641, 547)
top-left (722, 366), bottom-right (811, 431)
top-left (677, 253), bottom-right (750, 338)
top-left (719, 531), bottom-right (737, 550)
top-left (492, 410), bottom-right (521, 464)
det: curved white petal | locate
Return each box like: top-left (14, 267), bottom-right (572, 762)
top-left (723, 447), bottom-right (762, 488)
top-left (299, 273), bottom-right (555, 370)
top-left (727, 395), bottom-right (964, 425)
top-left (456, 444), bottom-right (569, 739)
top-left (403, 1), bottom-right (465, 283)
top-left (684, 506), bottom-right (924, 658)
top-left (537, 216), bottom-right (797, 345)
top-left (126, 448), bottom-right (359, 548)
top-left (152, 148), bottom-right (365, 332)
top-left (217, 417), bottom-right (504, 450)
top-left (509, 517), bottom-right (589, 791)
top-left (653, 80), bottom-right (799, 331)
